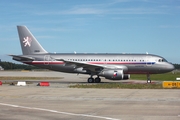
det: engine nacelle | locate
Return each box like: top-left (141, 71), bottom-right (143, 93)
top-left (99, 70), bottom-right (130, 80)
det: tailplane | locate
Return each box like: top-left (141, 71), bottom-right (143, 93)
top-left (17, 26), bottom-right (48, 55)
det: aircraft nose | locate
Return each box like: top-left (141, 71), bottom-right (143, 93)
top-left (167, 63), bottom-right (175, 71)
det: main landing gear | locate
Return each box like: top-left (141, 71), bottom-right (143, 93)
top-left (87, 76), bottom-right (101, 83)
top-left (147, 74), bottom-right (151, 83)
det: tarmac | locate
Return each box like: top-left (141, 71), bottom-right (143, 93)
top-left (0, 71), bottom-right (180, 120)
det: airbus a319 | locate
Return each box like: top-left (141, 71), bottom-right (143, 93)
top-left (10, 26), bottom-right (175, 83)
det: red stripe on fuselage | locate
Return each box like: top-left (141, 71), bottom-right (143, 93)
top-left (23, 61), bottom-right (64, 65)
top-left (23, 61), bottom-right (149, 65)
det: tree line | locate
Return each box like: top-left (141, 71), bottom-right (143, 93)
top-left (0, 61), bottom-right (40, 70)
top-left (173, 64), bottom-right (180, 69)
top-left (0, 61), bottom-right (180, 70)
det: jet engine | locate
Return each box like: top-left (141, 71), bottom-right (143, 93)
top-left (99, 70), bottom-right (130, 80)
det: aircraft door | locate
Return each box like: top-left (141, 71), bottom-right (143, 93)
top-left (44, 55), bottom-right (51, 65)
top-left (146, 56), bottom-right (152, 66)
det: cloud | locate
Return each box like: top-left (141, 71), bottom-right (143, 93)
top-left (34, 0), bottom-right (169, 16)
top-left (111, 7), bottom-right (166, 14)
top-left (36, 6), bottom-right (166, 16)
top-left (35, 7), bottom-right (105, 15)
top-left (60, 7), bottom-right (105, 15)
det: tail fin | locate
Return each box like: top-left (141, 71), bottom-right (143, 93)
top-left (17, 26), bottom-right (48, 55)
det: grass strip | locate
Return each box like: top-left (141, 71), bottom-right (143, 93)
top-left (70, 83), bottom-right (180, 89)
top-left (130, 72), bottom-right (180, 81)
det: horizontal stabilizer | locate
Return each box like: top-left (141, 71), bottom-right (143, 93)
top-left (9, 55), bottom-right (34, 61)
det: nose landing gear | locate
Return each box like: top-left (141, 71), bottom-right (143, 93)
top-left (147, 74), bottom-right (151, 83)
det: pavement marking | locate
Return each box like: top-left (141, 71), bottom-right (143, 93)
top-left (0, 102), bottom-right (119, 120)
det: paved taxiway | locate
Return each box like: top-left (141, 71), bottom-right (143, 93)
top-left (0, 71), bottom-right (180, 120)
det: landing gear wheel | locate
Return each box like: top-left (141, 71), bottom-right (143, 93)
top-left (88, 78), bottom-right (94, 83)
top-left (95, 77), bottom-right (101, 83)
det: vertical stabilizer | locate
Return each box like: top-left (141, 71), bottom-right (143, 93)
top-left (17, 26), bottom-right (48, 55)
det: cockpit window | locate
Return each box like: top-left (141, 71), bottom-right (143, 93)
top-left (158, 58), bottom-right (168, 62)
top-left (163, 58), bottom-right (168, 62)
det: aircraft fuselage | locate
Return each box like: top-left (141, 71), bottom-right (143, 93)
top-left (15, 53), bottom-right (174, 75)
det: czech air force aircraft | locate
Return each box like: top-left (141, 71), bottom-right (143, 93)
top-left (10, 26), bottom-right (175, 83)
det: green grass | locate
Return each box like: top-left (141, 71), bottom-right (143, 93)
top-left (69, 83), bottom-right (164, 89)
top-left (130, 72), bottom-right (180, 81)
top-left (70, 72), bottom-right (180, 89)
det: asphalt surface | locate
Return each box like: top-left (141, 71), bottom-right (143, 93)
top-left (0, 71), bottom-right (180, 120)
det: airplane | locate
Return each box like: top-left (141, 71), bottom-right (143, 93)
top-left (10, 26), bottom-right (175, 83)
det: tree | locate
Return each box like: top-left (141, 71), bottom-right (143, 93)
top-left (0, 61), bottom-right (40, 70)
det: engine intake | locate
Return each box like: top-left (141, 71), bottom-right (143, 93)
top-left (99, 70), bottom-right (130, 80)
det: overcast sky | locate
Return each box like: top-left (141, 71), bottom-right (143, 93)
top-left (1, 0), bottom-right (180, 63)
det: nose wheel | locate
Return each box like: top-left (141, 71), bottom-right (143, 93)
top-left (147, 74), bottom-right (151, 83)
top-left (87, 76), bottom-right (101, 83)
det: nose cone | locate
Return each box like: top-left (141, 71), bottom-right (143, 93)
top-left (167, 63), bottom-right (175, 72)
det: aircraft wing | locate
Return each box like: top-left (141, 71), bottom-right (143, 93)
top-left (9, 55), bottom-right (34, 61)
top-left (55, 59), bottom-right (126, 73)
top-left (56, 59), bottom-right (105, 73)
